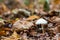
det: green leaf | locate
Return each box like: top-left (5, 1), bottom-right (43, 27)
top-left (0, 0), bottom-right (3, 2)
top-left (43, 0), bottom-right (50, 12)
top-left (0, 18), bottom-right (3, 21)
top-left (38, 0), bottom-right (45, 4)
top-left (24, 0), bottom-right (30, 6)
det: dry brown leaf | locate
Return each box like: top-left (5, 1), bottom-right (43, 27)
top-left (26, 15), bottom-right (39, 20)
top-left (11, 31), bottom-right (20, 38)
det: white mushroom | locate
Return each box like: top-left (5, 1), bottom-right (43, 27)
top-left (36, 18), bottom-right (48, 24)
top-left (35, 18), bottom-right (48, 34)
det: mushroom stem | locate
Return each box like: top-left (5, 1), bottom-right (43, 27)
top-left (41, 24), bottom-right (44, 34)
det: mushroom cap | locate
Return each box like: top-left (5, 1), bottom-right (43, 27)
top-left (36, 18), bottom-right (48, 24)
